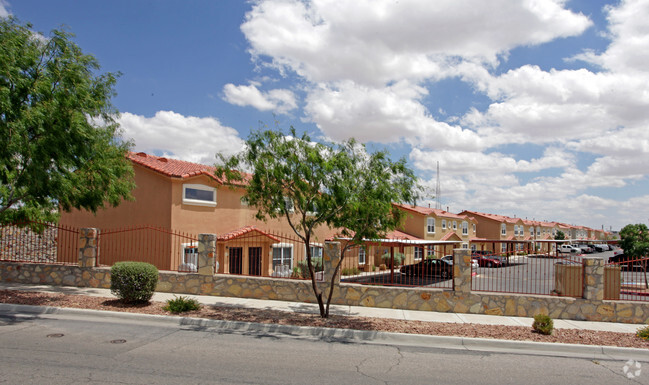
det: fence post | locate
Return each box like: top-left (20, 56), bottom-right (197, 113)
top-left (583, 256), bottom-right (605, 300)
top-left (197, 233), bottom-right (217, 276)
top-left (79, 228), bottom-right (99, 268)
top-left (453, 248), bottom-right (472, 293)
top-left (323, 241), bottom-right (341, 284)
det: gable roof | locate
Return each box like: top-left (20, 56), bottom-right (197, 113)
top-left (217, 226), bottom-right (280, 242)
top-left (460, 210), bottom-right (523, 225)
top-left (393, 203), bottom-right (475, 222)
top-left (128, 152), bottom-right (250, 185)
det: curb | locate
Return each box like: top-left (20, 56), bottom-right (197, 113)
top-left (2, 303), bottom-right (649, 361)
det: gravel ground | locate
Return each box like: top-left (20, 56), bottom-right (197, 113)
top-left (1, 289), bottom-right (649, 349)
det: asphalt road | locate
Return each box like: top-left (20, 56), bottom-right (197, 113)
top-left (0, 309), bottom-right (647, 385)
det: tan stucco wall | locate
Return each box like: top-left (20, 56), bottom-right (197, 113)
top-left (60, 165), bottom-right (173, 229)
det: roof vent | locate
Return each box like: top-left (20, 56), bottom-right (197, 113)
top-left (136, 152), bottom-right (147, 157)
top-left (158, 157), bottom-right (168, 163)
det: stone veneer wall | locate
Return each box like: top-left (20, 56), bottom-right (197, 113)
top-left (1, 229), bottom-right (648, 324)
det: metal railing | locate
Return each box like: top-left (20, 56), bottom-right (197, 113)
top-left (0, 221), bottom-right (79, 264)
top-left (97, 226), bottom-right (198, 272)
top-left (339, 244), bottom-right (454, 289)
top-left (605, 256), bottom-right (649, 301)
top-left (471, 251), bottom-right (584, 297)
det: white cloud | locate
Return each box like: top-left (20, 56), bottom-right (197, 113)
top-left (0, 0), bottom-right (10, 17)
top-left (222, 82), bottom-right (297, 114)
top-left (118, 111), bottom-right (245, 165)
top-left (242, 0), bottom-right (591, 85)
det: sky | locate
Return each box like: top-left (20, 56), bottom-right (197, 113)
top-left (3, 0), bottom-right (649, 231)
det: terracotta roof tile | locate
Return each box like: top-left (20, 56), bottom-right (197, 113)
top-left (128, 152), bottom-right (250, 185)
top-left (393, 203), bottom-right (470, 220)
top-left (217, 226), bottom-right (280, 242)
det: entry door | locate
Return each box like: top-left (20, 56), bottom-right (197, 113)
top-left (229, 247), bottom-right (243, 275)
top-left (248, 247), bottom-right (262, 276)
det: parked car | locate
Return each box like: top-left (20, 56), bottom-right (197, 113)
top-left (598, 244), bottom-right (611, 251)
top-left (587, 244), bottom-right (605, 252)
top-left (400, 258), bottom-right (453, 279)
top-left (559, 244), bottom-right (581, 254)
top-left (608, 253), bottom-right (648, 271)
top-left (441, 255), bottom-right (479, 270)
top-left (473, 255), bottom-right (507, 268)
top-left (576, 244), bottom-right (593, 254)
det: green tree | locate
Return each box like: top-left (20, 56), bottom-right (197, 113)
top-left (217, 127), bottom-right (419, 318)
top-left (619, 223), bottom-right (649, 288)
top-left (554, 230), bottom-right (565, 240)
top-left (0, 18), bottom-right (134, 225)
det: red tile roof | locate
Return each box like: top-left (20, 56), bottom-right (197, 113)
top-left (217, 226), bottom-right (280, 242)
top-left (460, 210), bottom-right (523, 224)
top-left (393, 203), bottom-right (471, 220)
top-left (128, 152), bottom-right (250, 185)
top-left (440, 231), bottom-right (461, 241)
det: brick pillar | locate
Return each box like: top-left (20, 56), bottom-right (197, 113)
top-left (583, 256), bottom-right (605, 300)
top-left (323, 241), bottom-right (341, 284)
top-left (79, 228), bottom-right (99, 268)
top-left (197, 233), bottom-right (216, 276)
top-left (453, 248), bottom-right (472, 294)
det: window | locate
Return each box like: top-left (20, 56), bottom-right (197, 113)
top-left (240, 196), bottom-right (248, 206)
top-left (453, 221), bottom-right (457, 230)
top-left (501, 224), bottom-right (506, 235)
top-left (471, 244), bottom-right (477, 252)
top-left (272, 243), bottom-right (293, 272)
top-left (427, 218), bottom-right (435, 233)
top-left (441, 219), bottom-right (447, 230)
top-left (414, 246), bottom-right (423, 261)
top-left (183, 184), bottom-right (216, 207)
top-left (536, 227), bottom-right (541, 236)
top-left (462, 221), bottom-right (468, 235)
top-left (530, 227), bottom-right (534, 236)
top-left (309, 245), bottom-right (323, 259)
top-left (283, 197), bottom-right (294, 213)
top-left (501, 243), bottom-right (507, 253)
top-left (473, 224), bottom-right (476, 233)
top-left (462, 243), bottom-right (468, 249)
top-left (427, 245), bottom-right (435, 257)
top-left (358, 247), bottom-right (366, 265)
top-left (180, 242), bottom-right (198, 272)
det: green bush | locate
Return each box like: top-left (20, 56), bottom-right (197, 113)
top-left (341, 267), bottom-right (360, 276)
top-left (380, 252), bottom-right (405, 267)
top-left (636, 325), bottom-right (649, 340)
top-left (296, 257), bottom-right (323, 279)
top-left (110, 261), bottom-right (159, 303)
top-left (163, 296), bottom-right (201, 314)
top-left (532, 313), bottom-right (554, 335)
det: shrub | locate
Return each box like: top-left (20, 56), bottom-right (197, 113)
top-left (532, 313), bottom-right (554, 335)
top-left (110, 261), bottom-right (159, 303)
top-left (380, 252), bottom-right (405, 267)
top-left (163, 296), bottom-right (201, 314)
top-left (341, 267), bottom-right (360, 276)
top-left (636, 325), bottom-right (649, 340)
top-left (296, 257), bottom-right (323, 279)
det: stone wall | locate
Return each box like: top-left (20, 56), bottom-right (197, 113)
top-left (1, 229), bottom-right (649, 324)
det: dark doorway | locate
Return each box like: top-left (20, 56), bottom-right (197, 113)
top-left (248, 247), bottom-right (262, 276)
top-left (229, 247), bottom-right (243, 275)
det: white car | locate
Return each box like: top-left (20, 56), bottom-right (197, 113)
top-left (559, 244), bottom-right (581, 254)
top-left (441, 255), bottom-right (479, 269)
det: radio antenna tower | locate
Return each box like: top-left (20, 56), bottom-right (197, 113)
top-left (435, 161), bottom-right (441, 210)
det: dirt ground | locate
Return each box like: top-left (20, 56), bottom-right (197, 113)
top-left (1, 289), bottom-right (648, 349)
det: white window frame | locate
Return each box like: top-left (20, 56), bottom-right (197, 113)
top-left (453, 221), bottom-right (457, 230)
top-left (501, 223), bottom-right (507, 236)
top-left (462, 221), bottom-right (468, 235)
top-left (427, 245), bottom-right (435, 257)
top-left (240, 196), bottom-right (249, 206)
top-left (283, 196), bottom-right (295, 213)
top-left (414, 246), bottom-right (423, 261)
top-left (441, 219), bottom-right (447, 230)
top-left (358, 247), bottom-right (366, 265)
top-left (462, 243), bottom-right (468, 249)
top-left (501, 243), bottom-right (507, 253)
top-left (180, 242), bottom-right (198, 272)
top-left (427, 218), bottom-right (435, 234)
top-left (471, 244), bottom-right (477, 252)
top-left (473, 224), bottom-right (476, 233)
top-left (536, 227), bottom-right (541, 236)
top-left (182, 184), bottom-right (216, 207)
top-left (272, 243), bottom-right (294, 271)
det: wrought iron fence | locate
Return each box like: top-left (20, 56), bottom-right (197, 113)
top-left (471, 250), bottom-right (584, 297)
top-left (0, 221), bottom-right (79, 264)
top-left (338, 243), bottom-right (454, 289)
top-left (97, 226), bottom-right (198, 272)
top-left (605, 256), bottom-right (649, 301)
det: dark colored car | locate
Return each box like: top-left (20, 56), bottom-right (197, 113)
top-left (473, 255), bottom-right (508, 268)
top-left (400, 258), bottom-right (453, 279)
top-left (608, 253), bottom-right (648, 270)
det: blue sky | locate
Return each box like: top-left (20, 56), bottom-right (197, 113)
top-left (3, 0), bottom-right (648, 231)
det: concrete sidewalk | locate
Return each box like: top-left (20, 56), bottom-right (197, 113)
top-left (0, 282), bottom-right (645, 334)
